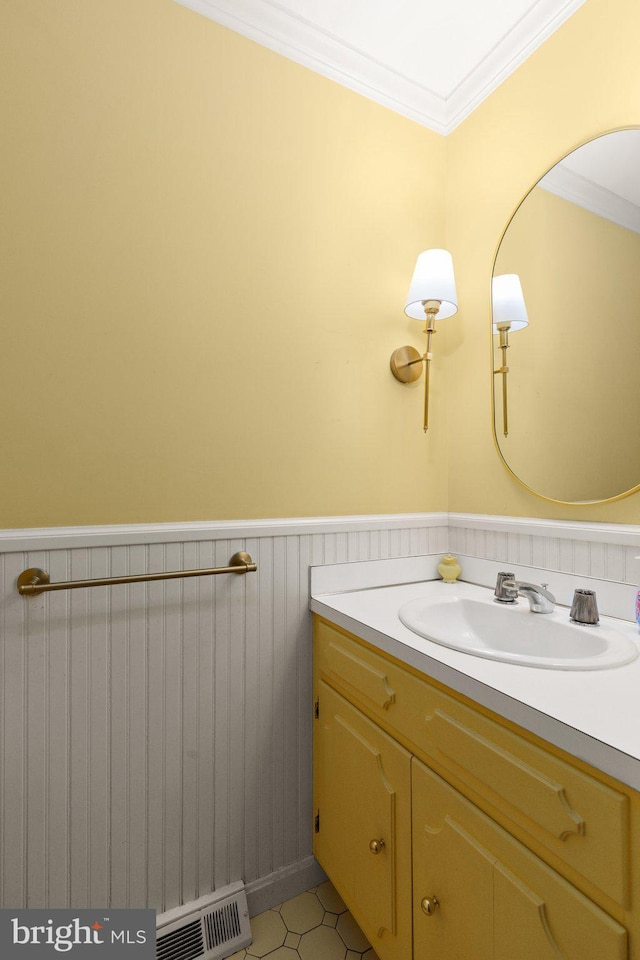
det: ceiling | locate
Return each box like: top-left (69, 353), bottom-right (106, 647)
top-left (174, 0), bottom-right (587, 134)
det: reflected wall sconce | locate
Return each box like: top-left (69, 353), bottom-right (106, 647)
top-left (492, 273), bottom-right (529, 437)
top-left (389, 249), bottom-right (458, 432)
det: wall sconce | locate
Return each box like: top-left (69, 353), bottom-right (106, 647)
top-left (492, 273), bottom-right (529, 437)
top-left (389, 249), bottom-right (458, 432)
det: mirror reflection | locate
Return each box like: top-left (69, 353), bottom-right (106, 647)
top-left (492, 129), bottom-right (640, 503)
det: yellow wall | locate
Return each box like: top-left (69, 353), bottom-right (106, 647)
top-left (494, 187), bottom-right (640, 502)
top-left (5, 0), bottom-right (640, 528)
top-left (445, 0), bottom-right (640, 521)
top-left (0, 0), bottom-right (447, 527)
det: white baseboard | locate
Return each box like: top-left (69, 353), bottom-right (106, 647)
top-left (245, 857), bottom-right (327, 917)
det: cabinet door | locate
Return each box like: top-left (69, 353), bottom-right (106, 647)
top-left (314, 681), bottom-right (412, 960)
top-left (413, 758), bottom-right (627, 960)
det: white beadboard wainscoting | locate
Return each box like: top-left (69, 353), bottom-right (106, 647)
top-left (449, 513), bottom-right (640, 581)
top-left (2, 511), bottom-right (640, 918)
top-left (0, 514), bottom-right (447, 915)
top-left (448, 513), bottom-right (640, 622)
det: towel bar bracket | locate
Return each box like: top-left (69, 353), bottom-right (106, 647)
top-left (17, 551), bottom-right (257, 597)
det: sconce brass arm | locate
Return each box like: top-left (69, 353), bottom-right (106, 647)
top-left (422, 309), bottom-right (438, 432)
top-left (493, 322), bottom-right (511, 437)
top-left (389, 301), bottom-right (440, 432)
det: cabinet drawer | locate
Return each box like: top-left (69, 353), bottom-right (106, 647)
top-left (315, 618), bottom-right (629, 906)
top-left (316, 619), bottom-right (398, 713)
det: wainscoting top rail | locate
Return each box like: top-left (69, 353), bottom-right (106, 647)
top-left (16, 552), bottom-right (257, 597)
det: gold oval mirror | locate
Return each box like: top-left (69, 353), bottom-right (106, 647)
top-left (492, 128), bottom-right (640, 504)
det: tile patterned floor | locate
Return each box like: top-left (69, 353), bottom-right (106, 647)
top-left (231, 883), bottom-right (379, 960)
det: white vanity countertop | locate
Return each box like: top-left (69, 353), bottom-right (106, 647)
top-left (311, 578), bottom-right (640, 791)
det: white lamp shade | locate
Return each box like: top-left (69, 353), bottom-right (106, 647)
top-left (404, 249), bottom-right (458, 320)
top-left (492, 274), bottom-right (529, 332)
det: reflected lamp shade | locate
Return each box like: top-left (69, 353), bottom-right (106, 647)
top-left (404, 249), bottom-right (458, 320)
top-left (492, 274), bottom-right (529, 332)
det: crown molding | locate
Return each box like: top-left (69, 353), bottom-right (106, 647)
top-left (445, 0), bottom-right (588, 132)
top-left (174, 0), bottom-right (448, 131)
top-left (538, 164), bottom-right (640, 233)
top-left (174, 0), bottom-right (587, 135)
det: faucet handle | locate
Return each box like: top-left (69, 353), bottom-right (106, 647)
top-left (494, 571), bottom-right (518, 603)
top-left (570, 589), bottom-right (599, 625)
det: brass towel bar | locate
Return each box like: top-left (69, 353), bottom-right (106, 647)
top-left (17, 552), bottom-right (257, 597)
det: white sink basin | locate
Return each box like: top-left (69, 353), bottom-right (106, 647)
top-left (398, 583), bottom-right (639, 670)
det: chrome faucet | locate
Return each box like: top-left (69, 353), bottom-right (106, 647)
top-left (494, 573), bottom-right (555, 614)
top-left (513, 581), bottom-right (555, 614)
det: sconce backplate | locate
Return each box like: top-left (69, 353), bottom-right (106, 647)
top-left (390, 345), bottom-right (423, 383)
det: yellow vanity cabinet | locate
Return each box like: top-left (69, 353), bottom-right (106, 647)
top-left (313, 680), bottom-right (412, 960)
top-left (313, 615), bottom-right (638, 960)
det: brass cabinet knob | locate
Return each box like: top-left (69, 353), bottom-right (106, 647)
top-left (421, 896), bottom-right (440, 916)
top-left (369, 839), bottom-right (386, 855)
